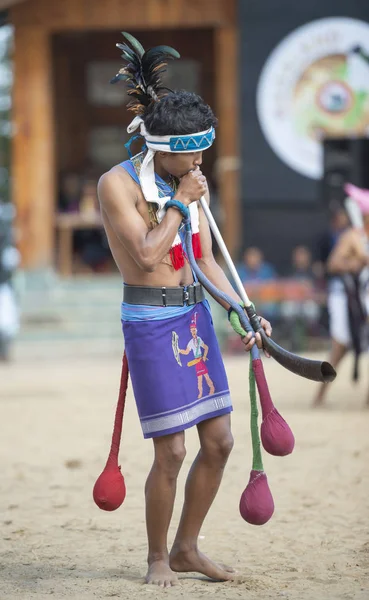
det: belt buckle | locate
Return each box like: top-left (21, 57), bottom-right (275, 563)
top-left (193, 282), bottom-right (198, 304)
top-left (161, 287), bottom-right (167, 307)
top-left (183, 287), bottom-right (190, 305)
top-left (193, 282), bottom-right (202, 304)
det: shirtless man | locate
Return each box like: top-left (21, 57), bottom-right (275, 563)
top-left (313, 213), bottom-right (369, 407)
top-left (97, 34), bottom-right (271, 587)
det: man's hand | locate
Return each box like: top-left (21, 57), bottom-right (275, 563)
top-left (175, 168), bottom-right (208, 206)
top-left (242, 316), bottom-right (272, 358)
top-left (229, 308), bottom-right (272, 358)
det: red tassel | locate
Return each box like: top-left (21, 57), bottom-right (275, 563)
top-left (192, 232), bottom-right (202, 259)
top-left (170, 244), bottom-right (185, 270)
top-left (93, 353), bottom-right (128, 511)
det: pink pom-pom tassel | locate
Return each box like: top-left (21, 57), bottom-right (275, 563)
top-left (252, 359), bottom-right (295, 456)
top-left (261, 407), bottom-right (295, 456)
top-left (239, 470), bottom-right (274, 525)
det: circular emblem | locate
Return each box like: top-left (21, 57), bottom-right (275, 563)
top-left (256, 18), bottom-right (369, 179)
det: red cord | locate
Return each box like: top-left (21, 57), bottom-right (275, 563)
top-left (106, 352), bottom-right (129, 468)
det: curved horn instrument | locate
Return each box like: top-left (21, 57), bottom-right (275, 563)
top-left (198, 197), bottom-right (336, 384)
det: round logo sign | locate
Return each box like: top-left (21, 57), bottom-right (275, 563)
top-left (256, 17), bottom-right (369, 179)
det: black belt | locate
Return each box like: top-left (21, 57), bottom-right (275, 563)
top-left (123, 282), bottom-right (205, 306)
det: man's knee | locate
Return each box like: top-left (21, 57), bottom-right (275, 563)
top-left (201, 431), bottom-right (234, 465)
top-left (153, 433), bottom-right (186, 477)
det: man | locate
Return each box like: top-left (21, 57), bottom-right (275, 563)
top-left (237, 246), bottom-right (277, 283)
top-left (313, 185), bottom-right (369, 407)
top-left (98, 34), bottom-right (271, 587)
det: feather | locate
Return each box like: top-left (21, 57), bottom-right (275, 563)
top-left (118, 50), bottom-right (137, 63)
top-left (110, 73), bottom-right (129, 84)
top-left (144, 45), bottom-right (180, 60)
top-left (110, 32), bottom-right (180, 113)
top-left (116, 45), bottom-right (138, 62)
top-left (122, 32), bottom-right (145, 58)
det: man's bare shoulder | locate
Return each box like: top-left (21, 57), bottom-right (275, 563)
top-left (339, 228), bottom-right (360, 245)
top-left (97, 164), bottom-right (137, 208)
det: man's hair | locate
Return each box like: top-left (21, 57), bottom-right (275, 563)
top-left (143, 91), bottom-right (218, 136)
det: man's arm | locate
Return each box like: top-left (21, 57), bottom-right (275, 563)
top-left (327, 229), bottom-right (368, 274)
top-left (179, 347), bottom-right (191, 355)
top-left (98, 170), bottom-right (183, 272)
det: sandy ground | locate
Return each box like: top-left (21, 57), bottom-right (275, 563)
top-left (0, 343), bottom-right (369, 600)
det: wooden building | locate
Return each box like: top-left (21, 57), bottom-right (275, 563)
top-left (0, 0), bottom-right (240, 273)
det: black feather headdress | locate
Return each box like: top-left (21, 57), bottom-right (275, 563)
top-left (110, 32), bottom-right (180, 114)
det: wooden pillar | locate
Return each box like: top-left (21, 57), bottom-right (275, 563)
top-left (12, 26), bottom-right (55, 268)
top-left (214, 25), bottom-right (240, 259)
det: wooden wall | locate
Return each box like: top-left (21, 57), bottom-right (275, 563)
top-left (12, 25), bottom-right (55, 268)
top-left (52, 29), bottom-right (216, 174)
top-left (10, 0), bottom-right (236, 29)
top-left (10, 0), bottom-right (239, 269)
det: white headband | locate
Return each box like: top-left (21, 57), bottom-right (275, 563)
top-left (127, 116), bottom-right (215, 154)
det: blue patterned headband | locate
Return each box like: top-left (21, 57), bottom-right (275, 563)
top-left (145, 127), bottom-right (215, 153)
top-left (127, 116), bottom-right (215, 153)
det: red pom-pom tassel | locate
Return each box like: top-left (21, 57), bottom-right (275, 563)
top-left (170, 244), bottom-right (185, 270)
top-left (93, 354), bottom-right (128, 511)
top-left (93, 464), bottom-right (126, 511)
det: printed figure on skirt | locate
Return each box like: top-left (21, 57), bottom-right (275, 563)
top-left (96, 33), bottom-right (271, 587)
top-left (177, 310), bottom-right (216, 399)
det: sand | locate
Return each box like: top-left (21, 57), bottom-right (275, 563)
top-left (0, 345), bottom-right (368, 600)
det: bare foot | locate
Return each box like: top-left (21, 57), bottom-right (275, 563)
top-left (145, 560), bottom-right (178, 587)
top-left (170, 546), bottom-right (235, 581)
top-left (218, 562), bottom-right (236, 573)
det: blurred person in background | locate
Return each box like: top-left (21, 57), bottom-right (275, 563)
top-left (237, 246), bottom-right (277, 282)
top-left (311, 206), bottom-right (350, 340)
top-left (58, 172), bottom-right (111, 273)
top-left (281, 245), bottom-right (320, 352)
top-left (313, 188), bottom-right (369, 407)
top-left (290, 245), bottom-right (314, 280)
top-left (315, 206), bottom-right (350, 275)
top-left (0, 203), bottom-right (20, 361)
top-left (58, 171), bottom-right (82, 213)
top-left (78, 177), bottom-right (112, 273)
top-left (236, 247), bottom-right (278, 324)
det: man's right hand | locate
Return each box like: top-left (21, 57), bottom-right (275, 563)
top-left (175, 169), bottom-right (208, 206)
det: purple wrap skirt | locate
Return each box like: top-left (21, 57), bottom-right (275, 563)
top-left (122, 301), bottom-right (232, 438)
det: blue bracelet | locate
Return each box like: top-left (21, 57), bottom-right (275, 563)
top-left (165, 199), bottom-right (190, 220)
